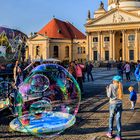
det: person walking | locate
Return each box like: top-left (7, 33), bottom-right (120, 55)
top-left (68, 61), bottom-right (76, 79)
top-left (86, 62), bottom-right (94, 82)
top-left (124, 62), bottom-right (131, 81)
top-left (106, 75), bottom-right (123, 140)
top-left (13, 60), bottom-right (23, 88)
top-left (117, 61), bottom-right (124, 80)
top-left (75, 60), bottom-right (84, 94)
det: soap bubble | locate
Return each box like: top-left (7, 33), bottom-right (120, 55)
top-left (30, 74), bottom-right (50, 92)
top-left (10, 64), bottom-right (81, 138)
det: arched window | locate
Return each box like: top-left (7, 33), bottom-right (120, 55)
top-left (36, 46), bottom-right (40, 56)
top-left (65, 46), bottom-right (69, 57)
top-left (54, 46), bottom-right (58, 58)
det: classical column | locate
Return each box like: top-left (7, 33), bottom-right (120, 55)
top-left (135, 29), bottom-right (139, 62)
top-left (90, 35), bottom-right (93, 60)
top-left (109, 31), bottom-right (113, 60)
top-left (112, 31), bottom-right (115, 61)
top-left (122, 30), bottom-right (126, 61)
top-left (87, 33), bottom-right (91, 61)
top-left (86, 33), bottom-right (89, 61)
top-left (100, 32), bottom-right (103, 61)
top-left (98, 32), bottom-right (101, 61)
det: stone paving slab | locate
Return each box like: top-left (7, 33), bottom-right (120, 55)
top-left (93, 93), bottom-right (140, 140)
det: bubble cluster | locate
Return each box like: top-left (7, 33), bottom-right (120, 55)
top-left (10, 64), bottom-right (81, 137)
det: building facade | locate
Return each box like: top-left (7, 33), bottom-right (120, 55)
top-left (85, 0), bottom-right (140, 62)
top-left (27, 18), bottom-right (86, 62)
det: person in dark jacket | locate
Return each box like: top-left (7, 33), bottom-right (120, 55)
top-left (128, 86), bottom-right (137, 110)
top-left (86, 62), bottom-right (94, 82)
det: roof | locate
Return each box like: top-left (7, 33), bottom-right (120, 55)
top-left (0, 26), bottom-right (27, 39)
top-left (38, 18), bottom-right (86, 39)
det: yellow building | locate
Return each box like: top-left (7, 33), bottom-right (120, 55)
top-left (85, 0), bottom-right (140, 62)
top-left (27, 18), bottom-right (86, 62)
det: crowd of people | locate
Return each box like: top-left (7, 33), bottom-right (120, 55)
top-left (68, 60), bottom-right (94, 94)
top-left (116, 61), bottom-right (136, 81)
top-left (1, 59), bottom-right (140, 139)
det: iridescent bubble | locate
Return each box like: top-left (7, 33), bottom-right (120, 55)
top-left (10, 64), bottom-right (81, 138)
top-left (30, 74), bottom-right (50, 92)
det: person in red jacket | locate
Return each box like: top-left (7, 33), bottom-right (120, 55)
top-left (74, 60), bottom-right (84, 94)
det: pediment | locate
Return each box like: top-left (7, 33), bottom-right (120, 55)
top-left (87, 9), bottom-right (140, 26)
top-left (29, 33), bottom-right (48, 41)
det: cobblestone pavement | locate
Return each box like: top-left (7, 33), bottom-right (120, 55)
top-left (0, 68), bottom-right (138, 140)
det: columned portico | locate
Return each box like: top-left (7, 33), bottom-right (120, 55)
top-left (85, 0), bottom-right (140, 62)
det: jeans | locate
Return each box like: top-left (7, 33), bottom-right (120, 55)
top-left (126, 72), bottom-right (130, 81)
top-left (131, 101), bottom-right (136, 109)
top-left (108, 103), bottom-right (122, 137)
top-left (87, 72), bottom-right (94, 81)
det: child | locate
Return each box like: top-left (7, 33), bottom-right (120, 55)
top-left (106, 75), bottom-right (123, 140)
top-left (128, 86), bottom-right (137, 110)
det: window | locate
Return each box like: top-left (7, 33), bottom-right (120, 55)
top-left (54, 46), bottom-right (59, 58)
top-left (105, 51), bottom-right (109, 61)
top-left (82, 47), bottom-right (85, 54)
top-left (65, 46), bottom-right (69, 57)
top-left (36, 46), bottom-right (40, 56)
top-left (78, 47), bottom-right (82, 54)
top-left (120, 38), bottom-right (122, 43)
top-left (129, 50), bottom-right (134, 60)
top-left (128, 35), bottom-right (135, 41)
top-left (93, 51), bottom-right (97, 61)
top-left (77, 47), bottom-right (85, 54)
top-left (93, 37), bottom-right (98, 42)
top-left (104, 37), bottom-right (110, 42)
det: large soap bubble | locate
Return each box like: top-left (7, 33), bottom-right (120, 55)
top-left (10, 64), bottom-right (81, 138)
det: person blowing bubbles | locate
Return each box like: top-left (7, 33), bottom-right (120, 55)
top-left (106, 75), bottom-right (123, 140)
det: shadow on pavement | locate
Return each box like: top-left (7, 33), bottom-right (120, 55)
top-left (123, 123), bottom-right (140, 132)
top-left (64, 126), bottom-right (108, 135)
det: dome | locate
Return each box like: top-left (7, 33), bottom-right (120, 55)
top-left (0, 26), bottom-right (27, 39)
top-left (0, 27), bottom-right (27, 61)
top-left (108, 0), bottom-right (140, 11)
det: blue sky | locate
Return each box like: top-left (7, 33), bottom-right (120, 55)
top-left (0, 0), bottom-right (108, 35)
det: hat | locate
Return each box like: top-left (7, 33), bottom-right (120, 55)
top-left (112, 75), bottom-right (122, 82)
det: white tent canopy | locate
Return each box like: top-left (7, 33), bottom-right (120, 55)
top-left (46, 58), bottom-right (61, 62)
top-left (33, 58), bottom-right (61, 63)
